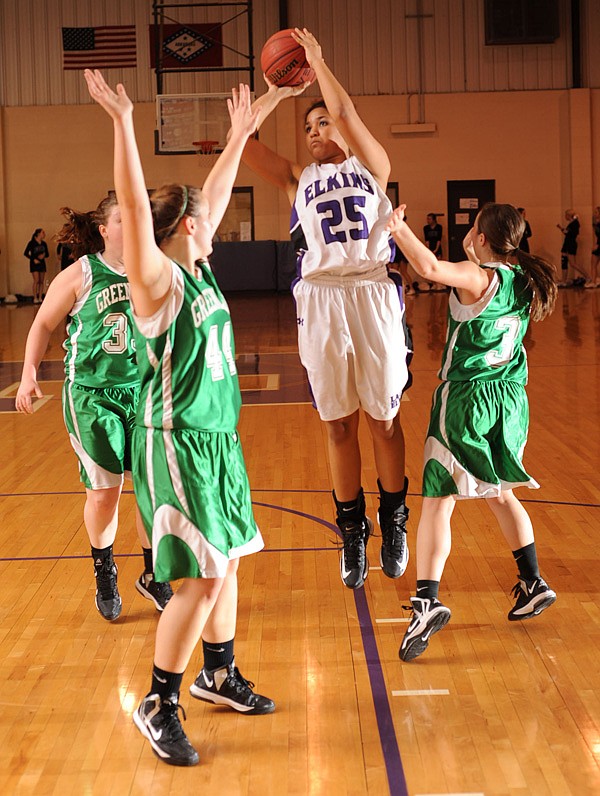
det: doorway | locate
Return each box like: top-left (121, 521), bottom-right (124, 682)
top-left (446, 180), bottom-right (496, 261)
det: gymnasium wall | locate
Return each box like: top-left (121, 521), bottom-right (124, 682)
top-left (1, 0), bottom-right (600, 296)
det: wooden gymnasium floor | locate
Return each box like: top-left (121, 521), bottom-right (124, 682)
top-left (0, 286), bottom-right (599, 796)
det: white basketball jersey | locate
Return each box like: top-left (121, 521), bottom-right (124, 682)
top-left (291, 156), bottom-right (393, 280)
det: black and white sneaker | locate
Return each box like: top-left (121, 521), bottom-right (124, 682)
top-left (94, 558), bottom-right (122, 621)
top-left (508, 577), bottom-right (556, 621)
top-left (399, 596), bottom-right (451, 662)
top-left (338, 517), bottom-right (372, 589)
top-left (133, 694), bottom-right (199, 766)
top-left (135, 572), bottom-right (174, 612)
top-left (378, 504), bottom-right (409, 578)
top-left (189, 662), bottom-right (275, 715)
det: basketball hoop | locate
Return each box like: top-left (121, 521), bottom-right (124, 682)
top-left (193, 140), bottom-right (220, 163)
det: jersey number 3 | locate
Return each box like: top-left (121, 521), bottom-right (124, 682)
top-left (485, 316), bottom-right (521, 366)
top-left (102, 312), bottom-right (129, 354)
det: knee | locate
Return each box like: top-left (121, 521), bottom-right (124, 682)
top-left (368, 416), bottom-right (396, 442)
top-left (326, 418), bottom-right (355, 445)
top-left (485, 491), bottom-right (512, 510)
top-left (86, 488), bottom-right (120, 515)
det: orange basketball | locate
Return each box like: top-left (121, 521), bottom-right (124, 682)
top-left (260, 29), bottom-right (316, 88)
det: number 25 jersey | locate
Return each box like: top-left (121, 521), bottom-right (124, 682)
top-left (291, 155), bottom-right (393, 280)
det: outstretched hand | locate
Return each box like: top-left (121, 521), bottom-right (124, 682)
top-left (386, 204), bottom-right (408, 234)
top-left (227, 84), bottom-right (262, 140)
top-left (291, 27), bottom-right (322, 67)
top-left (262, 73), bottom-right (311, 99)
top-left (84, 69), bottom-right (133, 120)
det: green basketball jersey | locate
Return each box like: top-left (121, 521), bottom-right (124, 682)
top-left (63, 253), bottom-right (138, 388)
top-left (439, 264), bottom-right (531, 383)
top-left (133, 260), bottom-right (241, 431)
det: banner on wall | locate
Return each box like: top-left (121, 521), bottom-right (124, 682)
top-left (149, 24), bottom-right (223, 69)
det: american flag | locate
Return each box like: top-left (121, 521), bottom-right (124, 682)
top-left (62, 26), bottom-right (137, 70)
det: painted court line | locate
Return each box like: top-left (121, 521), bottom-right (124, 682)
top-left (375, 618), bottom-right (410, 624)
top-left (354, 587), bottom-right (409, 796)
top-left (392, 689), bottom-right (450, 697)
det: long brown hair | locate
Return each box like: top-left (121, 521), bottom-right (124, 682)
top-left (150, 184), bottom-right (203, 246)
top-left (55, 193), bottom-right (119, 260)
top-left (477, 203), bottom-right (557, 321)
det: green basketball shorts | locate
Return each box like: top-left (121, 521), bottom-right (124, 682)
top-left (62, 382), bottom-right (138, 490)
top-left (132, 426), bottom-right (263, 582)
top-left (422, 380), bottom-right (539, 498)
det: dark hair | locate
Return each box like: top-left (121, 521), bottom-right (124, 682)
top-left (150, 184), bottom-right (203, 246)
top-left (33, 228), bottom-right (43, 237)
top-left (477, 203), bottom-right (557, 321)
top-left (427, 213), bottom-right (437, 220)
top-left (517, 207), bottom-right (525, 213)
top-left (56, 193), bottom-right (119, 259)
top-left (304, 99), bottom-right (327, 126)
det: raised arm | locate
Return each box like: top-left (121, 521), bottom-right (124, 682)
top-left (84, 70), bottom-right (171, 316)
top-left (15, 264), bottom-right (82, 414)
top-left (386, 205), bottom-right (491, 302)
top-left (241, 81), bottom-right (308, 204)
top-left (201, 85), bottom-right (261, 233)
top-left (294, 28), bottom-right (390, 189)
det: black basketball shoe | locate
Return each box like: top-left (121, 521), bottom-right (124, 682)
top-left (189, 662), bottom-right (275, 715)
top-left (135, 572), bottom-right (174, 612)
top-left (337, 516), bottom-right (372, 589)
top-left (133, 694), bottom-right (199, 766)
top-left (94, 557), bottom-right (122, 621)
top-left (378, 503), bottom-right (409, 578)
top-left (399, 596), bottom-right (451, 662)
top-left (508, 577), bottom-right (556, 621)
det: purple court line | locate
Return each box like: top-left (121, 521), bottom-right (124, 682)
top-left (354, 587), bottom-right (409, 796)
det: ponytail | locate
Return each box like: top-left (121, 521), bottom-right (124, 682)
top-left (515, 249), bottom-right (557, 322)
top-left (477, 202), bottom-right (557, 322)
top-left (56, 193), bottom-right (119, 260)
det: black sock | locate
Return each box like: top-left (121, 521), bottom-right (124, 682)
top-left (333, 487), bottom-right (365, 523)
top-left (150, 664), bottom-right (184, 701)
top-left (91, 545), bottom-right (113, 568)
top-left (203, 638), bottom-right (234, 672)
top-left (512, 543), bottom-right (540, 581)
top-left (416, 579), bottom-right (440, 600)
top-left (142, 547), bottom-right (153, 574)
top-left (378, 477), bottom-right (408, 519)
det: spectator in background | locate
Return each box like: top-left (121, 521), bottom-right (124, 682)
top-left (24, 228), bottom-right (49, 304)
top-left (57, 241), bottom-right (76, 270)
top-left (586, 206), bottom-right (600, 288)
top-left (557, 209), bottom-right (590, 287)
top-left (423, 213), bottom-right (443, 258)
top-left (517, 208), bottom-right (532, 253)
top-left (423, 213), bottom-right (445, 292)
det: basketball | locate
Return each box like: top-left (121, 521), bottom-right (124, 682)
top-left (260, 29), bottom-right (316, 88)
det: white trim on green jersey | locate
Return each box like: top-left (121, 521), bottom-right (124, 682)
top-left (440, 264), bottom-right (530, 383)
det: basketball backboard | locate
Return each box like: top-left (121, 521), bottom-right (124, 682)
top-left (155, 93), bottom-right (253, 155)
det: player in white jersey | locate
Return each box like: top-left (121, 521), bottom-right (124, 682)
top-left (16, 196), bottom-right (173, 621)
top-left (243, 28), bottom-right (411, 590)
top-left (85, 69), bottom-right (272, 767)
